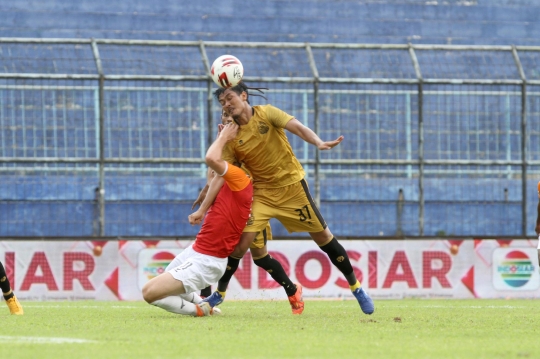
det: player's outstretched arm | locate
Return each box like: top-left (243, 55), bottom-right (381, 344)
top-left (189, 126), bottom-right (238, 225)
top-left (284, 118), bottom-right (343, 150)
top-left (205, 122), bottom-right (239, 174)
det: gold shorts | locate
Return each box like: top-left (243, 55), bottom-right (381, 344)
top-left (250, 222), bottom-right (272, 249)
top-left (244, 179), bottom-right (327, 234)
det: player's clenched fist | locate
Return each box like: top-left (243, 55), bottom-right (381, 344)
top-left (188, 210), bottom-right (205, 225)
top-left (218, 122), bottom-right (239, 142)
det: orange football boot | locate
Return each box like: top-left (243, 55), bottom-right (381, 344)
top-left (288, 283), bottom-right (304, 315)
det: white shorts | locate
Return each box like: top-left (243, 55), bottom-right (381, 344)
top-left (165, 245), bottom-right (227, 294)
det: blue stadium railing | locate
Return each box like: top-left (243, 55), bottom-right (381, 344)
top-left (0, 38), bottom-right (539, 238)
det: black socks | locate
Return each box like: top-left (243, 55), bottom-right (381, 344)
top-left (216, 254), bottom-right (298, 297)
top-left (0, 261), bottom-right (14, 299)
top-left (319, 237), bottom-right (357, 286)
top-left (254, 254), bottom-right (297, 297)
top-left (200, 286), bottom-right (212, 298)
top-left (217, 256), bottom-right (241, 292)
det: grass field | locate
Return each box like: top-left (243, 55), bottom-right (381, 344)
top-left (2, 299), bottom-right (539, 359)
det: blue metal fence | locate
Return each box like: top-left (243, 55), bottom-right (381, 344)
top-left (0, 39), bottom-right (539, 238)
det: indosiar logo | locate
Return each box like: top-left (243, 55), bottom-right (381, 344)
top-left (492, 248), bottom-right (539, 291)
top-left (143, 251), bottom-right (176, 280)
top-left (138, 248), bottom-right (182, 290)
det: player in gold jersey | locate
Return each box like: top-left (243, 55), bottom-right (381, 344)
top-left (0, 261), bottom-right (23, 315)
top-left (194, 110), bottom-right (303, 314)
top-left (202, 82), bottom-right (374, 315)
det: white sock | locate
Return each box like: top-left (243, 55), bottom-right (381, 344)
top-left (151, 296), bottom-right (198, 316)
top-left (180, 292), bottom-right (203, 304)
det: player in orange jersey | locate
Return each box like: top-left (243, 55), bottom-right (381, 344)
top-left (142, 122), bottom-right (252, 317)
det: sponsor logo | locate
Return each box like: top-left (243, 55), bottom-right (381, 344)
top-left (492, 248), bottom-right (539, 291)
top-left (258, 122), bottom-right (269, 134)
top-left (138, 249), bottom-right (182, 290)
top-left (143, 251), bottom-right (176, 279)
top-left (246, 215), bottom-right (254, 226)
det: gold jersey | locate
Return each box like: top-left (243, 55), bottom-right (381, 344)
top-left (223, 104), bottom-right (305, 189)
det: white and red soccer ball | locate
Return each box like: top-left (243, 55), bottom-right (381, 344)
top-left (210, 55), bottom-right (244, 88)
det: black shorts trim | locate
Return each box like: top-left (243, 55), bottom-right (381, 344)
top-left (299, 178), bottom-right (328, 230)
top-left (262, 228), bottom-right (268, 246)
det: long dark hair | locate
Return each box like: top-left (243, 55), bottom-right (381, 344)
top-left (213, 82), bottom-right (268, 104)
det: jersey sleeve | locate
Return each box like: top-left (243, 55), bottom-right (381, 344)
top-left (221, 162), bottom-right (251, 192)
top-left (221, 143), bottom-right (237, 164)
top-left (266, 104), bottom-right (295, 128)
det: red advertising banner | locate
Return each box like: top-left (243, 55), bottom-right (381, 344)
top-left (1, 239), bottom-right (538, 301)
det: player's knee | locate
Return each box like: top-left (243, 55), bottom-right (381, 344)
top-left (231, 246), bottom-right (247, 258)
top-left (250, 247), bottom-right (268, 261)
top-left (310, 228), bottom-right (333, 245)
top-left (234, 233), bottom-right (256, 255)
top-left (232, 240), bottom-right (250, 257)
top-left (253, 254), bottom-right (272, 269)
top-left (142, 282), bottom-right (157, 303)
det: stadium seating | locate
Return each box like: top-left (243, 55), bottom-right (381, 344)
top-left (1, 0), bottom-right (540, 44)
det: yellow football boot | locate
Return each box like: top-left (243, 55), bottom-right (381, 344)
top-left (6, 295), bottom-right (23, 315)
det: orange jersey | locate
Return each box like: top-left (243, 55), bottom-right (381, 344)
top-left (222, 104), bottom-right (305, 189)
top-left (192, 163), bottom-right (253, 258)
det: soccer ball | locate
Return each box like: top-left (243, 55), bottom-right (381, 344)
top-left (210, 55), bottom-right (244, 88)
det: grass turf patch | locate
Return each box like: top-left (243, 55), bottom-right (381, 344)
top-left (1, 299), bottom-right (539, 359)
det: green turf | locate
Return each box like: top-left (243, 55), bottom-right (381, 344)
top-left (1, 299), bottom-right (539, 359)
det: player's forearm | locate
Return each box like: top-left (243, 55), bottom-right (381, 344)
top-left (285, 118), bottom-right (325, 147)
top-left (205, 167), bottom-right (214, 185)
top-left (302, 129), bottom-right (324, 147)
top-left (197, 185), bottom-right (209, 202)
top-left (198, 175), bottom-right (225, 214)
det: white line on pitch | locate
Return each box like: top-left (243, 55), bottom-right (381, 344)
top-left (0, 336), bottom-right (97, 344)
top-left (392, 305), bottom-right (526, 309)
top-left (22, 305), bottom-right (143, 309)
